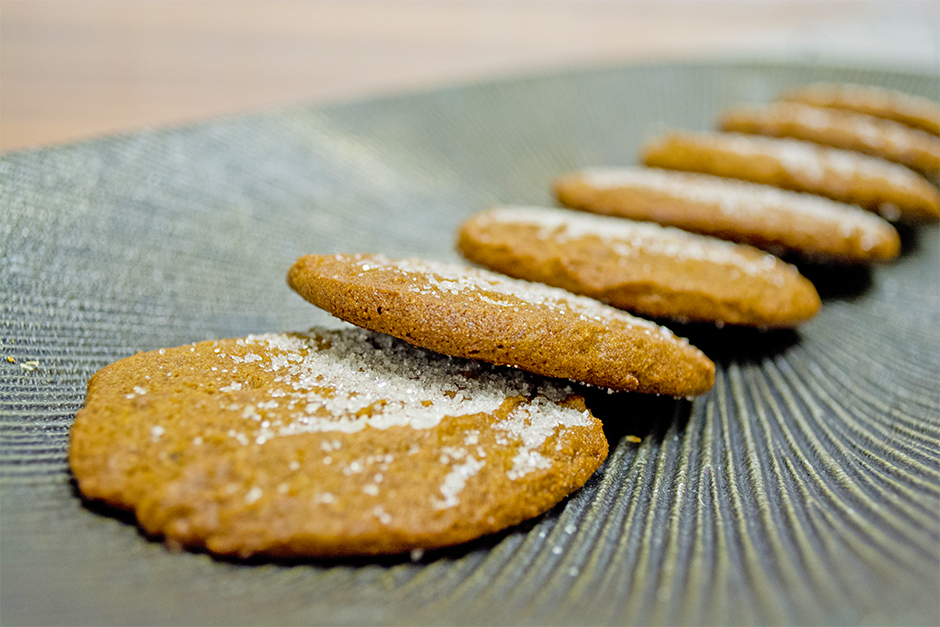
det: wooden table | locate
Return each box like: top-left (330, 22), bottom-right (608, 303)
top-left (2, 0), bottom-right (937, 153)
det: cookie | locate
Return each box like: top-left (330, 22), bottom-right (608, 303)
top-left (553, 166), bottom-right (900, 263)
top-left (779, 83), bottom-right (940, 136)
top-left (457, 206), bottom-right (821, 328)
top-left (641, 131), bottom-right (940, 222)
top-left (720, 102), bottom-right (940, 178)
top-left (287, 254), bottom-right (715, 396)
top-left (69, 328), bottom-right (609, 558)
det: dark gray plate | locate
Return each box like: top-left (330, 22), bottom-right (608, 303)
top-left (2, 61), bottom-right (938, 626)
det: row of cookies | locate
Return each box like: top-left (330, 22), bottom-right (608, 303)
top-left (70, 82), bottom-right (936, 560)
top-left (71, 205), bottom-right (735, 558)
top-left (556, 83), bottom-right (939, 247)
top-left (295, 84), bottom-right (940, 558)
top-left (276, 87), bottom-right (940, 417)
top-left (72, 246), bottom-right (724, 558)
top-left (457, 83), bottom-right (939, 337)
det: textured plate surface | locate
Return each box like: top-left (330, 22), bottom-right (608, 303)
top-left (1, 61), bottom-right (938, 626)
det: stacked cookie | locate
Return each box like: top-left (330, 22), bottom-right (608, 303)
top-left (554, 82), bottom-right (938, 259)
top-left (72, 250), bottom-right (720, 559)
top-left (525, 83), bottom-right (938, 331)
top-left (463, 85), bottom-right (936, 336)
top-left (457, 206), bottom-right (821, 328)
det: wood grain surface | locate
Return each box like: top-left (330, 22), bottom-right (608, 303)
top-left (2, 0), bottom-right (937, 152)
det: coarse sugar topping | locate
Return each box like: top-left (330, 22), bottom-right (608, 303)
top-left (577, 166), bottom-right (891, 239)
top-left (213, 328), bottom-right (587, 441)
top-left (337, 253), bottom-right (674, 336)
top-left (477, 205), bottom-right (783, 277)
top-left (785, 102), bottom-right (917, 153)
top-left (125, 328), bottom-right (603, 512)
top-left (700, 132), bottom-right (924, 189)
top-left (783, 82), bottom-right (939, 125)
top-left (494, 396), bottom-right (593, 480)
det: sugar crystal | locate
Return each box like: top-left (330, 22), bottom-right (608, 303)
top-left (221, 329), bottom-right (585, 442)
top-left (434, 456), bottom-right (486, 509)
top-left (244, 487), bottom-right (263, 504)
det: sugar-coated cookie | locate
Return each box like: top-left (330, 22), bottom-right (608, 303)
top-left (642, 131), bottom-right (940, 222)
top-left (288, 254), bottom-right (715, 396)
top-left (553, 166), bottom-right (900, 263)
top-left (720, 102), bottom-right (940, 178)
top-left (458, 206), bottom-right (821, 328)
top-left (779, 83), bottom-right (940, 137)
top-left (69, 328), bottom-right (608, 558)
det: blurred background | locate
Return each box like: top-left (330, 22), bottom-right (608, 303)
top-left (2, 0), bottom-right (938, 153)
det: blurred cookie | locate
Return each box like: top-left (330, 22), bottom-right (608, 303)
top-left (720, 102), bottom-right (940, 178)
top-left (458, 206), bottom-right (821, 328)
top-left (641, 131), bottom-right (940, 222)
top-left (288, 254), bottom-right (715, 396)
top-left (69, 328), bottom-right (609, 558)
top-left (554, 166), bottom-right (900, 263)
top-left (779, 82), bottom-right (940, 136)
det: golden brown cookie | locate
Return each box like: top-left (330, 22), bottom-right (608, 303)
top-left (641, 131), bottom-right (940, 222)
top-left (720, 102), bottom-right (940, 178)
top-left (69, 328), bottom-right (609, 559)
top-left (287, 254), bottom-right (715, 396)
top-left (554, 167), bottom-right (900, 263)
top-left (457, 206), bottom-right (821, 328)
top-left (779, 83), bottom-right (940, 136)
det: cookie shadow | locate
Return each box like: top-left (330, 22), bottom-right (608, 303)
top-left (788, 259), bottom-right (873, 301)
top-left (659, 320), bottom-right (802, 367)
top-left (895, 222), bottom-right (923, 257)
top-left (577, 385), bottom-right (693, 447)
top-left (180, 501), bottom-right (571, 570)
top-left (781, 221), bottom-right (924, 303)
top-left (71, 477), bottom-right (140, 528)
